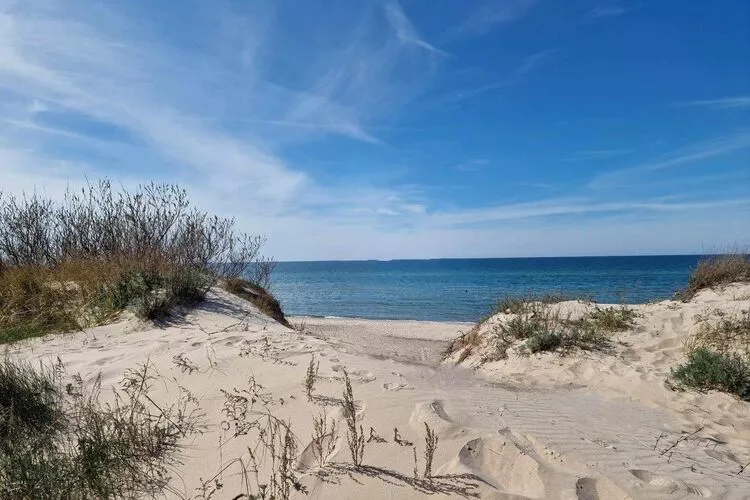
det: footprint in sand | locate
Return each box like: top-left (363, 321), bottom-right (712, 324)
top-left (455, 436), bottom-right (545, 497)
top-left (410, 400), bottom-right (456, 435)
top-left (628, 470), bottom-right (711, 497)
top-left (329, 357), bottom-right (340, 363)
top-left (576, 477), bottom-right (632, 500)
top-left (383, 382), bottom-right (413, 392)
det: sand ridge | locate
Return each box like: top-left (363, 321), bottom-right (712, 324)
top-left (9, 285), bottom-right (750, 499)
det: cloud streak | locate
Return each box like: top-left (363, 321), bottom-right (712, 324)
top-left (446, 0), bottom-right (537, 39)
top-left (676, 96), bottom-right (750, 109)
top-left (590, 130), bottom-right (750, 188)
top-left (563, 149), bottom-right (635, 162)
top-left (384, 2), bottom-right (449, 57)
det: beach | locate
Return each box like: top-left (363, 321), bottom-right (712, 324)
top-left (9, 283), bottom-right (750, 499)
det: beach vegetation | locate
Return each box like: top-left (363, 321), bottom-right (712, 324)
top-left (0, 356), bottom-right (201, 499)
top-left (447, 300), bottom-right (630, 362)
top-left (672, 349), bottom-right (750, 400)
top-left (342, 369), bottom-right (365, 467)
top-left (0, 180), bottom-right (277, 343)
top-left (222, 277), bottom-right (289, 327)
top-left (487, 292), bottom-right (592, 319)
top-left (685, 309), bottom-right (750, 357)
top-left (677, 252), bottom-right (750, 301)
top-left (582, 306), bottom-right (639, 332)
top-left (304, 354), bottom-right (320, 401)
top-left (422, 423), bottom-right (438, 479)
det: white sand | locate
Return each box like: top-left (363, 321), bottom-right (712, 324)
top-left (9, 284), bottom-right (750, 499)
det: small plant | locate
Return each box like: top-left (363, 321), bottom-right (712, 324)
top-left (172, 353), bottom-right (199, 374)
top-left (367, 426), bottom-right (387, 443)
top-left (393, 427), bottom-right (413, 447)
top-left (584, 306), bottom-right (638, 332)
top-left (212, 376), bottom-right (305, 500)
top-left (341, 370), bottom-right (365, 466)
top-left (672, 349), bottom-right (750, 400)
top-left (311, 412), bottom-right (339, 467)
top-left (423, 423), bottom-right (438, 479)
top-left (304, 355), bottom-right (320, 401)
top-left (526, 331), bottom-right (562, 353)
top-left (291, 320), bottom-right (307, 333)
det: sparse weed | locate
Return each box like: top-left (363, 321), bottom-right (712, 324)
top-left (311, 411), bottom-right (339, 468)
top-left (685, 309), bottom-right (750, 357)
top-left (304, 355), bottom-right (320, 401)
top-left (341, 370), bottom-right (365, 467)
top-left (423, 423), bottom-right (438, 479)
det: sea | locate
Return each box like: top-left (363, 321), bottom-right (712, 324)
top-left (269, 255), bottom-right (703, 322)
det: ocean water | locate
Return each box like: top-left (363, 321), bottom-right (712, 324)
top-left (269, 255), bottom-right (702, 322)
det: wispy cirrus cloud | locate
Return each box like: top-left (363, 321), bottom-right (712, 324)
top-left (445, 0), bottom-right (537, 39)
top-left (563, 149), bottom-right (635, 162)
top-left (590, 130), bottom-right (750, 188)
top-left (443, 49), bottom-right (556, 103)
top-left (383, 1), bottom-right (449, 57)
top-left (675, 96), bottom-right (750, 109)
top-left (585, 3), bottom-right (636, 19)
top-left (0, 0), bottom-right (437, 216)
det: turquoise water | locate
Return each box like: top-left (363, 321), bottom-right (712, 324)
top-left (269, 255), bottom-right (702, 322)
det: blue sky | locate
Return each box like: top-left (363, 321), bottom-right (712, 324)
top-left (1, 0), bottom-right (748, 260)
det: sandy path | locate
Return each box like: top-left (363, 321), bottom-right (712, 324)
top-left (9, 289), bottom-right (750, 499)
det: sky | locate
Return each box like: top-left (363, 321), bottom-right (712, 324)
top-left (1, 0), bottom-right (749, 261)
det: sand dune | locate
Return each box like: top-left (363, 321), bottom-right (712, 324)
top-left (9, 284), bottom-right (750, 499)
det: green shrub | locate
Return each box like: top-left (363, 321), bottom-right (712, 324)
top-left (672, 349), bottom-right (750, 400)
top-left (526, 332), bottom-right (562, 353)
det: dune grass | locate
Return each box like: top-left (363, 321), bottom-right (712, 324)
top-left (0, 356), bottom-right (201, 498)
top-left (448, 298), bottom-right (635, 362)
top-left (0, 181), bottom-right (276, 343)
top-left (222, 277), bottom-right (289, 327)
top-left (677, 252), bottom-right (750, 301)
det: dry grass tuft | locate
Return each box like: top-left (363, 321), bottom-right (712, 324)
top-left (685, 309), bottom-right (750, 357)
top-left (677, 253), bottom-right (750, 301)
top-left (422, 423), bottom-right (438, 479)
top-left (223, 278), bottom-right (290, 327)
top-left (304, 355), bottom-right (320, 401)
